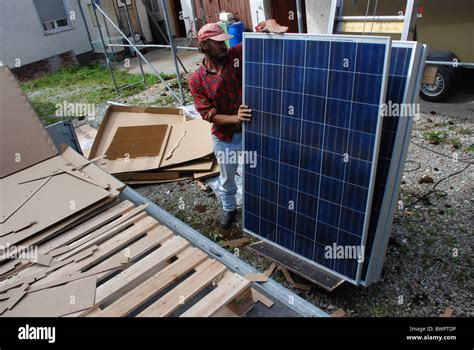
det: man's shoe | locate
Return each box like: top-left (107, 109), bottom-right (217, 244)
top-left (219, 210), bottom-right (237, 229)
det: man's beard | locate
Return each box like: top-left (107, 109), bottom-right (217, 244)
top-left (208, 48), bottom-right (228, 62)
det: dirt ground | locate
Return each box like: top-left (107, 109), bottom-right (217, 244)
top-left (133, 113), bottom-right (473, 317)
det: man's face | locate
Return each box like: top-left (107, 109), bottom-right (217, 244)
top-left (201, 39), bottom-right (228, 61)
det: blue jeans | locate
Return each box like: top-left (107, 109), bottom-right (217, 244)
top-left (213, 132), bottom-right (242, 212)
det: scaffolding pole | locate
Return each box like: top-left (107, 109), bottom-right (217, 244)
top-left (296, 0), bottom-right (304, 33)
top-left (107, 43), bottom-right (199, 51)
top-left (92, 3), bottom-right (119, 94)
top-left (92, 0), bottom-right (182, 104)
top-left (123, 1), bottom-right (147, 87)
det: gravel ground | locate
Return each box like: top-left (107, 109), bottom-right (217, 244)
top-left (132, 113), bottom-right (473, 317)
top-left (77, 74), bottom-right (472, 317)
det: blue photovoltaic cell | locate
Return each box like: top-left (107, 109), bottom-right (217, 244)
top-left (243, 35), bottom-right (390, 281)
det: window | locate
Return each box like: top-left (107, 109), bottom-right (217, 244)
top-left (33, 0), bottom-right (71, 34)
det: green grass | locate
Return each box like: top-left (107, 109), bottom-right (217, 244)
top-left (465, 144), bottom-right (474, 153)
top-left (449, 138), bottom-right (462, 150)
top-left (458, 128), bottom-right (472, 135)
top-left (20, 64), bottom-right (162, 125)
top-left (423, 130), bottom-right (448, 145)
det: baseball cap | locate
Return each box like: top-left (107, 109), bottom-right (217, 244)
top-left (197, 23), bottom-right (233, 42)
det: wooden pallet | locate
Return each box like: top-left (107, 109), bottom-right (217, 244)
top-left (0, 200), bottom-right (255, 317)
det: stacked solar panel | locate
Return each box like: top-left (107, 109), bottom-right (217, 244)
top-left (243, 33), bottom-right (426, 285)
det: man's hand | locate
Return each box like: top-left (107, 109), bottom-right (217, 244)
top-left (236, 105), bottom-right (252, 123)
top-left (255, 19), bottom-right (289, 34)
top-left (211, 106), bottom-right (252, 126)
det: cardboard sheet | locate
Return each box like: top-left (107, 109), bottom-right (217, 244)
top-left (75, 124), bottom-right (98, 158)
top-left (123, 176), bottom-right (191, 185)
top-left (2, 276), bottom-right (97, 317)
top-left (163, 157), bottom-right (214, 172)
top-left (89, 105), bottom-right (185, 159)
top-left (105, 125), bottom-right (169, 160)
top-left (193, 161), bottom-right (220, 180)
top-left (114, 171), bottom-right (182, 182)
top-left (0, 156), bottom-right (111, 243)
top-left (160, 119), bottom-right (213, 168)
top-left (0, 67), bottom-right (58, 178)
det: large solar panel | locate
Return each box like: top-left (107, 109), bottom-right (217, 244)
top-left (242, 33), bottom-right (392, 284)
top-left (362, 42), bottom-right (426, 285)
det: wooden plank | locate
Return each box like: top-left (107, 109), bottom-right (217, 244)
top-left (88, 235), bottom-right (190, 311)
top-left (279, 267), bottom-right (311, 291)
top-left (248, 241), bottom-right (344, 291)
top-left (440, 307), bottom-right (454, 318)
top-left (85, 225), bottom-right (174, 279)
top-left (264, 262), bottom-right (277, 277)
top-left (211, 306), bottom-right (239, 317)
top-left (93, 247), bottom-right (207, 317)
top-left (138, 258), bottom-right (227, 317)
top-left (218, 237), bottom-right (250, 248)
top-left (244, 273), bottom-right (268, 283)
top-left (226, 287), bottom-right (254, 316)
top-left (330, 308), bottom-right (347, 318)
top-left (251, 288), bottom-right (274, 308)
top-left (180, 271), bottom-right (250, 317)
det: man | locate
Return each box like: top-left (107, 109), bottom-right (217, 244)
top-left (189, 21), bottom-right (286, 229)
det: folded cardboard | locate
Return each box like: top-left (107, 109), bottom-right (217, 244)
top-left (159, 119), bottom-right (213, 168)
top-left (105, 125), bottom-right (170, 160)
top-left (99, 124), bottom-right (171, 174)
top-left (163, 157), bottom-right (214, 172)
top-left (193, 161), bottom-right (220, 180)
top-left (0, 155), bottom-right (112, 244)
top-left (0, 67), bottom-right (58, 178)
top-left (89, 105), bottom-right (213, 177)
top-left (75, 124), bottom-right (98, 158)
top-left (114, 171), bottom-right (182, 182)
top-left (89, 105), bottom-right (185, 160)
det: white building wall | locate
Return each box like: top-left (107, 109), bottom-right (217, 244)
top-left (305, 0), bottom-right (333, 34)
top-left (136, 0), bottom-right (153, 42)
top-left (249, 0), bottom-right (271, 29)
top-left (0, 0), bottom-right (93, 68)
top-left (180, 0), bottom-right (195, 36)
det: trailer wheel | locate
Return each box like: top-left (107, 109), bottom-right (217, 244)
top-left (420, 67), bottom-right (453, 102)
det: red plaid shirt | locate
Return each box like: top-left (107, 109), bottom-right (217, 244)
top-left (189, 43), bottom-right (242, 142)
